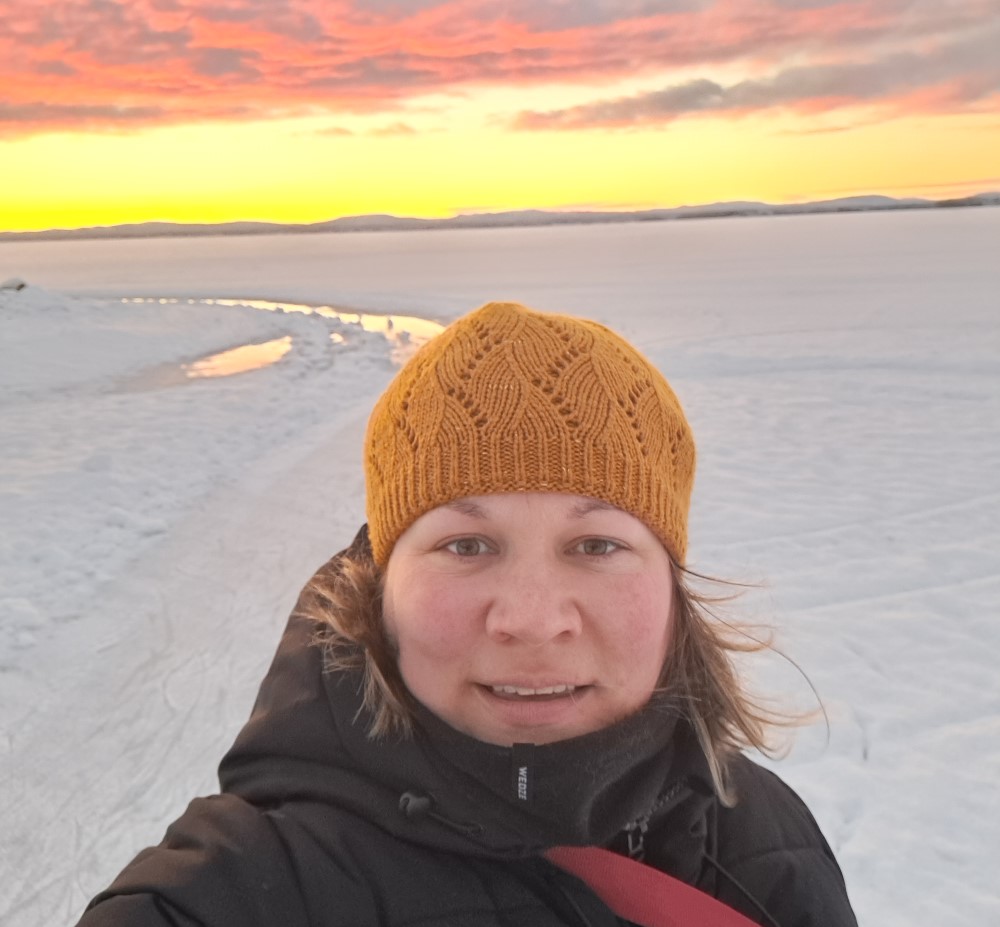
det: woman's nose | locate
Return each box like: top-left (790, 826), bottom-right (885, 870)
top-left (484, 560), bottom-right (583, 645)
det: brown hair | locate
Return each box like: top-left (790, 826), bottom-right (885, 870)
top-left (662, 563), bottom-right (791, 803)
top-left (300, 529), bottom-right (790, 806)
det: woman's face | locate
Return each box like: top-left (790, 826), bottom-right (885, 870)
top-left (382, 492), bottom-right (675, 746)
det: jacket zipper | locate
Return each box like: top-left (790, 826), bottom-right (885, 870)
top-left (622, 780), bottom-right (689, 861)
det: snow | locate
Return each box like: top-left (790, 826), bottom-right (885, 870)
top-left (2, 207), bottom-right (998, 926)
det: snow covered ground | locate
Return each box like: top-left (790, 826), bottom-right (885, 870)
top-left (2, 208), bottom-right (998, 926)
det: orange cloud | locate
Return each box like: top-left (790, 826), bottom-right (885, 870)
top-left (3, 0), bottom-right (998, 137)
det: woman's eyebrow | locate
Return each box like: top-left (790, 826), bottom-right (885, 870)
top-left (443, 499), bottom-right (488, 518)
top-left (442, 498), bottom-right (615, 519)
top-left (570, 499), bottom-right (616, 518)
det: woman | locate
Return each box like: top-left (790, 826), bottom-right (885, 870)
top-left (77, 301), bottom-right (857, 927)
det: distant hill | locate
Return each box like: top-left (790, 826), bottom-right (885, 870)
top-left (3, 192), bottom-right (998, 243)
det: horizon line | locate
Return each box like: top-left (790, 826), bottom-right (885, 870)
top-left (3, 190), bottom-right (998, 243)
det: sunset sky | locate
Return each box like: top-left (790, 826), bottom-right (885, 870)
top-left (3, 0), bottom-right (999, 232)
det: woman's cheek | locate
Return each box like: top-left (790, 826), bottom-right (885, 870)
top-left (403, 586), bottom-right (480, 657)
top-left (619, 583), bottom-right (673, 660)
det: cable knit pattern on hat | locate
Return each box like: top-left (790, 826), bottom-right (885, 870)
top-left (364, 301), bottom-right (695, 565)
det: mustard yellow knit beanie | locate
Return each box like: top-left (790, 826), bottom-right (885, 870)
top-left (364, 301), bottom-right (695, 566)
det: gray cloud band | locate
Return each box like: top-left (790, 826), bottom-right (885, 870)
top-left (513, 24), bottom-right (1000, 129)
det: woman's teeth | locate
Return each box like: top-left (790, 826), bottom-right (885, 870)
top-left (490, 684), bottom-right (577, 697)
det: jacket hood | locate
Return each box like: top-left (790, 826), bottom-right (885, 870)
top-left (219, 551), bottom-right (713, 859)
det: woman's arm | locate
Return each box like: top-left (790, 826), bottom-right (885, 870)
top-left (76, 794), bottom-right (309, 927)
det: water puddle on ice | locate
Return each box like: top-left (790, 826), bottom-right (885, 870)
top-left (114, 298), bottom-right (442, 393)
top-left (115, 336), bottom-right (294, 392)
top-left (121, 297), bottom-right (442, 363)
top-left (186, 336), bottom-right (292, 379)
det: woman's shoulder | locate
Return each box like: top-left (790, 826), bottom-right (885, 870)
top-left (76, 793), bottom-right (313, 927)
top-left (719, 755), bottom-right (836, 858)
top-left (711, 755), bottom-right (858, 927)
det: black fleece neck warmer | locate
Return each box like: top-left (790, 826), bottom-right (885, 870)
top-left (406, 692), bottom-right (690, 850)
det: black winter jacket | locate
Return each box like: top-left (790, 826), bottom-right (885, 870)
top-left (78, 545), bottom-right (857, 927)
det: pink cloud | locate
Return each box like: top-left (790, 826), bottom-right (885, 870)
top-left (1, 0), bottom-right (998, 137)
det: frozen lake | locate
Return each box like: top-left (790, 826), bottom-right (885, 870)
top-left (2, 207), bottom-right (999, 926)
top-left (4, 207), bottom-right (998, 332)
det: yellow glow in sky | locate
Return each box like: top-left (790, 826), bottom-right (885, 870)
top-left (3, 108), bottom-right (998, 233)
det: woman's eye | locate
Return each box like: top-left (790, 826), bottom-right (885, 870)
top-left (577, 538), bottom-right (619, 556)
top-left (444, 537), bottom-right (489, 556)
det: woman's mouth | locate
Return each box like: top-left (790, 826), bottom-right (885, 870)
top-left (471, 682), bottom-right (597, 741)
top-left (487, 684), bottom-right (581, 701)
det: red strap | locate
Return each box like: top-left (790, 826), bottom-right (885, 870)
top-left (545, 846), bottom-right (759, 927)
